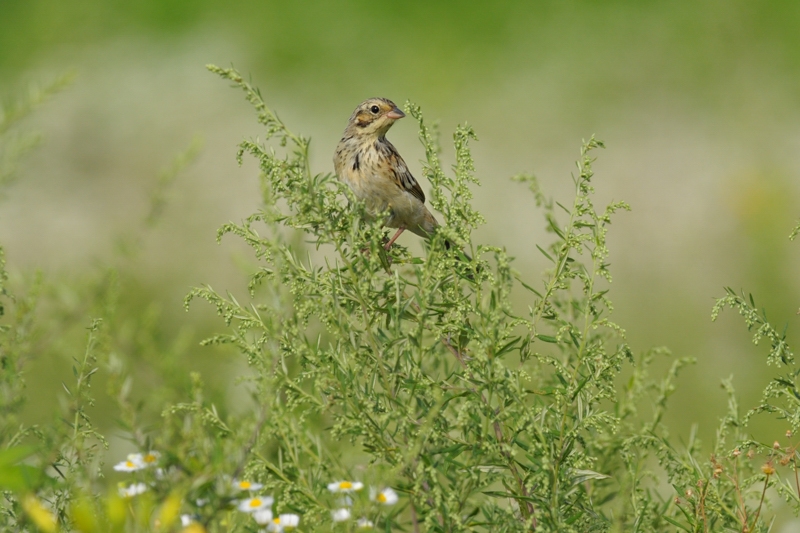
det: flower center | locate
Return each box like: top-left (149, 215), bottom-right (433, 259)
top-left (340, 481), bottom-right (352, 489)
top-left (250, 499), bottom-right (262, 508)
top-left (377, 493), bottom-right (387, 503)
top-left (125, 461), bottom-right (135, 468)
top-left (240, 481), bottom-right (251, 489)
top-left (144, 454), bottom-right (156, 463)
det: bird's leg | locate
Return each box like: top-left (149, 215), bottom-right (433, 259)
top-left (384, 227), bottom-right (406, 250)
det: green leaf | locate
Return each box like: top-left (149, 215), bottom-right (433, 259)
top-left (0, 446), bottom-right (37, 467)
top-left (0, 464), bottom-right (44, 491)
top-left (516, 277), bottom-right (543, 297)
top-left (536, 244), bottom-right (554, 262)
top-left (570, 469), bottom-right (610, 485)
top-left (662, 515), bottom-right (691, 531)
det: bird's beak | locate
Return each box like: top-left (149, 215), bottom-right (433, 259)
top-left (386, 107), bottom-right (405, 120)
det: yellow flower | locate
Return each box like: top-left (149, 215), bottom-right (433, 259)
top-left (22, 495), bottom-right (56, 533)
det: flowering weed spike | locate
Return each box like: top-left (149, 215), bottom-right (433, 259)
top-left (161, 68), bottom-right (800, 532)
top-left (1, 66), bottom-right (798, 533)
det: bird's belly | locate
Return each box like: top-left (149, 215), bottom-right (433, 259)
top-left (344, 173), bottom-right (427, 230)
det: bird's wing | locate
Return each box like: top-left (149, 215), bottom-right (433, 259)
top-left (388, 149), bottom-right (426, 204)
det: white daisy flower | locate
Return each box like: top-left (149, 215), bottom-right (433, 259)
top-left (142, 451), bottom-right (160, 466)
top-left (372, 487), bottom-right (398, 505)
top-left (233, 479), bottom-right (264, 491)
top-left (180, 514), bottom-right (194, 526)
top-left (237, 496), bottom-right (274, 513)
top-left (253, 508), bottom-right (274, 525)
top-left (267, 513), bottom-right (300, 532)
top-left (327, 480), bottom-right (364, 493)
top-left (331, 508), bottom-right (351, 522)
top-left (118, 482), bottom-right (148, 498)
top-left (113, 454), bottom-right (145, 472)
top-left (356, 517), bottom-right (374, 529)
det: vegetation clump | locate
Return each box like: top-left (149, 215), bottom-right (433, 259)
top-left (0, 67), bottom-right (797, 533)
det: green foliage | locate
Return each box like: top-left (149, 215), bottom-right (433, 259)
top-left (180, 65), bottom-right (799, 532)
top-left (712, 289), bottom-right (793, 368)
top-left (0, 68), bottom-right (799, 533)
top-left (0, 73), bottom-right (74, 198)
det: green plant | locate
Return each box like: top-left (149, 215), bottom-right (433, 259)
top-left (178, 66), bottom-right (690, 532)
top-left (0, 67), bottom-right (798, 533)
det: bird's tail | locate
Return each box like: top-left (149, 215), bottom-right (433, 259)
top-left (414, 209), bottom-right (473, 262)
top-left (443, 239), bottom-right (472, 262)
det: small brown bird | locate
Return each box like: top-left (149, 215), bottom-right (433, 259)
top-left (334, 97), bottom-right (447, 251)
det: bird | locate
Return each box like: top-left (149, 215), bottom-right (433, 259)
top-left (333, 97), bottom-right (451, 252)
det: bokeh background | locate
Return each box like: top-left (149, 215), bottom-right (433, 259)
top-left (2, 0), bottom-right (799, 526)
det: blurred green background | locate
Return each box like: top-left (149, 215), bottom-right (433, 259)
top-left (1, 0), bottom-right (799, 524)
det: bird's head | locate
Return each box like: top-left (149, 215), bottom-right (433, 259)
top-left (346, 97), bottom-right (405, 137)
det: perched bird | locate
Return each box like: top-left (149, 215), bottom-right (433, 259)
top-left (334, 97), bottom-right (450, 251)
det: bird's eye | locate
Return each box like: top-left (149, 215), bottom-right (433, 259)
top-left (370, 105), bottom-right (380, 114)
